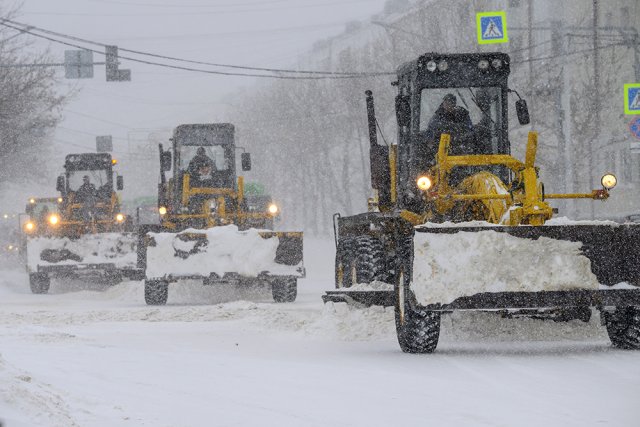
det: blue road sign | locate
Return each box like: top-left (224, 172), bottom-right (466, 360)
top-left (625, 84), bottom-right (640, 115)
top-left (630, 117), bottom-right (640, 140)
top-left (477, 11), bottom-right (508, 44)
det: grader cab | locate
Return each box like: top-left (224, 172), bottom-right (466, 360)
top-left (325, 52), bottom-right (640, 353)
top-left (138, 123), bottom-right (304, 305)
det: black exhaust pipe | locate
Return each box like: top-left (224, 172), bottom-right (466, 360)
top-left (365, 90), bottom-right (378, 148)
top-left (365, 90), bottom-right (391, 210)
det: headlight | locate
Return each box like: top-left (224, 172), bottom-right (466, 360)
top-left (115, 213), bottom-right (125, 222)
top-left (491, 58), bottom-right (503, 69)
top-left (57, 197), bottom-right (63, 203)
top-left (29, 198), bottom-right (35, 204)
top-left (416, 175), bottom-right (433, 191)
top-left (268, 203), bottom-right (279, 215)
top-left (478, 59), bottom-right (489, 70)
top-left (426, 60), bottom-right (437, 72)
top-left (158, 206), bottom-right (167, 215)
top-left (25, 222), bottom-right (35, 232)
top-left (48, 214), bottom-right (60, 225)
top-left (2, 214), bottom-right (7, 219)
top-left (601, 173), bottom-right (617, 189)
top-left (437, 60), bottom-right (448, 71)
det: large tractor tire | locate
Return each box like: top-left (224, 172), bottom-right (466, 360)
top-left (29, 273), bottom-right (50, 294)
top-left (102, 270), bottom-right (123, 286)
top-left (394, 237), bottom-right (440, 353)
top-left (353, 235), bottom-right (388, 284)
top-left (603, 307), bottom-right (640, 349)
top-left (145, 280), bottom-right (168, 305)
top-left (335, 235), bottom-right (388, 289)
top-left (272, 277), bottom-right (297, 303)
top-left (335, 237), bottom-right (355, 289)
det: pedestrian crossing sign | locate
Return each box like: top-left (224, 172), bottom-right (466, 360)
top-left (477, 11), bottom-right (508, 45)
top-left (625, 83), bottom-right (640, 115)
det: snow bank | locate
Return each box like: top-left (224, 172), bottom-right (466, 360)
top-left (26, 233), bottom-right (137, 271)
top-left (412, 230), bottom-right (599, 306)
top-left (146, 225), bottom-right (301, 279)
top-left (0, 353), bottom-right (77, 427)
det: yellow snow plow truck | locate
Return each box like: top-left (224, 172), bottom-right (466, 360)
top-left (138, 123), bottom-right (304, 305)
top-left (26, 153), bottom-right (140, 293)
top-left (323, 52), bottom-right (640, 353)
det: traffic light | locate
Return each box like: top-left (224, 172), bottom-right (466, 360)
top-left (105, 45), bottom-right (131, 82)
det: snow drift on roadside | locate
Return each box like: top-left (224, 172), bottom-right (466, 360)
top-left (412, 230), bottom-right (599, 305)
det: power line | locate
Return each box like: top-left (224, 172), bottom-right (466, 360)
top-left (512, 41), bottom-right (628, 65)
top-left (23, 0), bottom-right (376, 18)
top-left (58, 126), bottom-right (129, 141)
top-left (64, 110), bottom-right (135, 129)
top-left (0, 19), bottom-right (395, 78)
top-left (0, 19), bottom-right (628, 80)
top-left (87, 0), bottom-right (292, 7)
top-left (105, 21), bottom-right (346, 42)
top-left (0, 21), bottom-right (363, 79)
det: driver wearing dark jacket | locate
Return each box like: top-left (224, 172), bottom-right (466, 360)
top-left (188, 147), bottom-right (215, 178)
top-left (76, 175), bottom-right (96, 202)
top-left (424, 94), bottom-right (473, 154)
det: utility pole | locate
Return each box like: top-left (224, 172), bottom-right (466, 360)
top-left (590, 0), bottom-right (599, 218)
top-left (559, 21), bottom-right (576, 217)
top-left (634, 29), bottom-right (640, 80)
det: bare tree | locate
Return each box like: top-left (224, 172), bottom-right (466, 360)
top-left (0, 4), bottom-right (69, 187)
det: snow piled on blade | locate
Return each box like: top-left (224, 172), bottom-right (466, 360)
top-left (544, 216), bottom-right (620, 226)
top-left (146, 225), bottom-right (298, 279)
top-left (26, 233), bottom-right (137, 270)
top-left (412, 230), bottom-right (599, 306)
top-left (332, 281), bottom-right (393, 292)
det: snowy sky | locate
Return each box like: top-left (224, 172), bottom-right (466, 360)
top-left (14, 0), bottom-right (388, 162)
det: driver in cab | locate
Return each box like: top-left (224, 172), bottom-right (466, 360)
top-left (188, 147), bottom-right (215, 187)
top-left (424, 93), bottom-right (473, 155)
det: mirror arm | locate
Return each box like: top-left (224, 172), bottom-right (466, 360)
top-left (508, 88), bottom-right (523, 101)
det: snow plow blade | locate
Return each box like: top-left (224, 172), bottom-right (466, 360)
top-left (322, 290), bottom-right (395, 307)
top-left (415, 223), bottom-right (640, 287)
top-left (138, 225), bottom-right (305, 282)
top-left (26, 233), bottom-right (142, 284)
top-left (410, 223), bottom-right (640, 309)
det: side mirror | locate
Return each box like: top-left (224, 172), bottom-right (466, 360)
top-left (161, 151), bottom-right (172, 171)
top-left (241, 153), bottom-right (251, 171)
top-left (516, 99), bottom-right (530, 125)
top-left (56, 175), bottom-right (65, 193)
top-left (395, 95), bottom-right (411, 129)
top-left (117, 175), bottom-right (124, 191)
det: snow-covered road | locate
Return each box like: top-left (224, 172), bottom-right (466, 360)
top-left (1, 239), bottom-right (639, 426)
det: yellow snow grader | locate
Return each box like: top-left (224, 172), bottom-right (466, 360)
top-left (138, 123), bottom-right (304, 305)
top-left (324, 52), bottom-right (640, 352)
top-left (23, 197), bottom-right (63, 238)
top-left (26, 153), bottom-right (139, 293)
